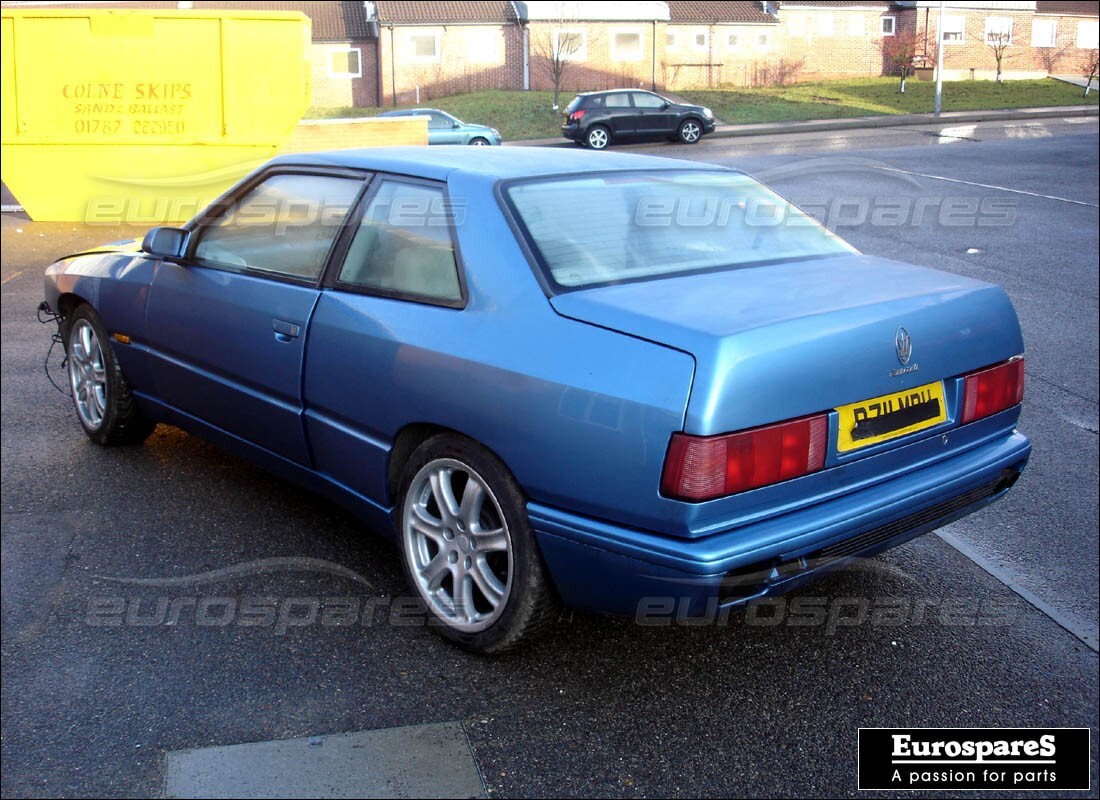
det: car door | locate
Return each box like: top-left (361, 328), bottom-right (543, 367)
top-left (630, 91), bottom-right (675, 137)
top-left (303, 176), bottom-right (466, 503)
top-left (602, 92), bottom-right (638, 138)
top-left (427, 111), bottom-right (465, 144)
top-left (144, 169), bottom-right (366, 464)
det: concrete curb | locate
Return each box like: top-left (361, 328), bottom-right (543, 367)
top-left (503, 104), bottom-right (1098, 147)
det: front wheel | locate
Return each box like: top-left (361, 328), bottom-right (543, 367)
top-left (585, 125), bottom-right (611, 150)
top-left (65, 305), bottom-right (155, 445)
top-left (677, 119), bottom-right (703, 144)
top-left (397, 434), bottom-right (559, 653)
top-left (468, 137), bottom-right (490, 146)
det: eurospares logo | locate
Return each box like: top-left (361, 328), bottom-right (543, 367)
top-left (858, 728), bottom-right (1091, 791)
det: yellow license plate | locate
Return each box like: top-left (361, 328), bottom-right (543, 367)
top-left (836, 381), bottom-right (947, 453)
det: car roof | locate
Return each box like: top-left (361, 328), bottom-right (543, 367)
top-left (379, 108), bottom-right (445, 115)
top-left (268, 146), bottom-right (726, 183)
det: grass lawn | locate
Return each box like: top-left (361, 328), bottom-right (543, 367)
top-left (680, 77), bottom-right (1097, 124)
top-left (307, 78), bottom-right (1096, 141)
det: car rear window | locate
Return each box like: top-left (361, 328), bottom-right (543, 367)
top-left (503, 170), bottom-right (855, 290)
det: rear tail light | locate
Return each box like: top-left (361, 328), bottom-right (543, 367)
top-left (961, 357), bottom-right (1024, 424)
top-left (661, 414), bottom-right (828, 502)
top-left (568, 110), bottom-right (585, 122)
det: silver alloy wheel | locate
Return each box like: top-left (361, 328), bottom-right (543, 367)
top-left (587, 127), bottom-right (609, 149)
top-left (68, 318), bottom-right (108, 431)
top-left (679, 120), bottom-right (701, 143)
top-left (402, 458), bottom-right (514, 632)
top-left (470, 137), bottom-right (490, 146)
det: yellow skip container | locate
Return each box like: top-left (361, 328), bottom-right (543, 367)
top-left (2, 7), bottom-right (313, 222)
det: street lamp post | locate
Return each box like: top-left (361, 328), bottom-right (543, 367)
top-left (934, 0), bottom-right (945, 114)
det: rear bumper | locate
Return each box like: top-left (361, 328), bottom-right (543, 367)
top-left (529, 429), bottom-right (1030, 617)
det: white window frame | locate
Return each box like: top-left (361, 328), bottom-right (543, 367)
top-left (693, 30), bottom-right (709, 50)
top-left (666, 30), bottom-right (679, 51)
top-left (726, 31), bottom-right (740, 49)
top-left (848, 14), bottom-right (864, 37)
top-left (1077, 19), bottom-right (1099, 49)
top-left (1031, 18), bottom-right (1057, 48)
top-left (881, 16), bottom-right (896, 37)
top-left (985, 17), bottom-right (1013, 46)
top-left (554, 28), bottom-right (588, 61)
top-left (408, 31), bottom-right (441, 62)
top-left (817, 13), bottom-right (834, 37)
top-left (465, 27), bottom-right (502, 64)
top-left (941, 14), bottom-right (965, 45)
top-left (755, 29), bottom-right (772, 50)
top-left (328, 47), bottom-right (362, 78)
top-left (611, 29), bottom-right (644, 62)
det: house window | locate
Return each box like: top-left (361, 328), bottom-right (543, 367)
top-left (727, 32), bottom-right (740, 49)
top-left (409, 32), bottom-right (440, 61)
top-left (554, 29), bottom-right (587, 61)
top-left (694, 31), bottom-right (709, 49)
top-left (881, 16), bottom-right (896, 36)
top-left (985, 17), bottom-right (1013, 46)
top-left (941, 14), bottom-right (964, 44)
top-left (848, 14), bottom-right (864, 37)
top-left (1077, 19), bottom-right (1099, 49)
top-left (612, 31), bottom-right (643, 62)
top-left (466, 27), bottom-right (501, 64)
top-left (329, 48), bottom-right (362, 78)
top-left (756, 30), bottom-right (771, 49)
top-left (1031, 18), bottom-right (1057, 48)
top-left (666, 31), bottom-right (679, 50)
top-left (817, 14), bottom-right (834, 37)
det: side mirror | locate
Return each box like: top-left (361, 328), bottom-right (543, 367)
top-left (661, 102), bottom-right (670, 110)
top-left (452, 122), bottom-right (461, 128)
top-left (141, 226), bottom-right (189, 261)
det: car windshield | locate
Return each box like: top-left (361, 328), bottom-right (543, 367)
top-left (504, 170), bottom-right (856, 290)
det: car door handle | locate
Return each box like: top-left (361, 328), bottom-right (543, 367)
top-left (272, 319), bottom-right (301, 342)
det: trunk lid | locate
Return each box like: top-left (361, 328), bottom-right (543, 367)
top-left (550, 254), bottom-right (1024, 435)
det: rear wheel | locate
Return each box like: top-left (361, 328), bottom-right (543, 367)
top-left (65, 305), bottom-right (154, 445)
top-left (397, 434), bottom-right (559, 653)
top-left (677, 118), bottom-right (703, 144)
top-left (585, 125), bottom-right (611, 150)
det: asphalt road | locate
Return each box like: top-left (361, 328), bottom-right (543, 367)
top-left (2, 118), bottom-right (1097, 798)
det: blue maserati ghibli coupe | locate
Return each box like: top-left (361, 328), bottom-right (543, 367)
top-left (42, 147), bottom-right (1030, 653)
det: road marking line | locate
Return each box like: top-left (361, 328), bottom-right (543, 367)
top-left (1, 270), bottom-right (25, 285)
top-left (936, 529), bottom-right (1099, 653)
top-left (879, 166), bottom-right (1099, 208)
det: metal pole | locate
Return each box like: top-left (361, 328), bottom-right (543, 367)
top-left (934, 0), bottom-right (944, 114)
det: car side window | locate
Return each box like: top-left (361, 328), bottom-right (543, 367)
top-left (632, 93), bottom-right (666, 109)
top-left (192, 173), bottom-right (361, 282)
top-left (337, 180), bottom-right (462, 304)
top-left (604, 92), bottom-right (632, 108)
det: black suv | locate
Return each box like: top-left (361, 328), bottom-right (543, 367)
top-left (561, 90), bottom-right (716, 149)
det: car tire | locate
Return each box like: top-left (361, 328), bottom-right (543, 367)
top-left (396, 433), bottom-right (560, 654)
top-left (64, 304), bottom-right (155, 446)
top-left (585, 125), bottom-right (611, 150)
top-left (469, 137), bottom-right (490, 146)
top-left (677, 118), bottom-right (703, 144)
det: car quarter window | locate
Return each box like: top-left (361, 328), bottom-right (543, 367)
top-left (192, 173), bottom-right (362, 282)
top-left (336, 180), bottom-right (463, 304)
top-left (631, 92), bottom-right (666, 109)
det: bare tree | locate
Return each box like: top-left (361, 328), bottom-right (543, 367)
top-left (531, 11), bottom-right (586, 111)
top-left (987, 30), bottom-right (1012, 83)
top-left (883, 30), bottom-right (920, 93)
top-left (1082, 49), bottom-right (1099, 97)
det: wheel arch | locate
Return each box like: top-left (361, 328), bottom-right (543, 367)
top-left (386, 422), bottom-right (518, 505)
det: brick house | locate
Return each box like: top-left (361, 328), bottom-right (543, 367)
top-left (898, 0), bottom-right (1099, 80)
top-left (374, 1), bottom-right (524, 106)
top-left (663, 1), bottom-right (784, 89)
top-left (777, 1), bottom-right (904, 80)
top-left (521, 0), bottom-right (671, 93)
